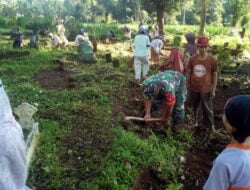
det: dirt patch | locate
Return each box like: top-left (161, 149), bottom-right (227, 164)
top-left (183, 150), bottom-right (213, 190)
top-left (113, 72), bottom-right (248, 189)
top-left (132, 168), bottom-right (166, 190)
top-left (0, 51), bottom-right (30, 59)
top-left (183, 126), bottom-right (230, 189)
top-left (59, 121), bottom-right (113, 186)
top-left (34, 67), bottom-right (76, 90)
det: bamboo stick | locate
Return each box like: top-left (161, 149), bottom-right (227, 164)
top-left (125, 116), bottom-right (162, 121)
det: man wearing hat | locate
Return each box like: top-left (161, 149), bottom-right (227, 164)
top-left (186, 36), bottom-right (218, 130)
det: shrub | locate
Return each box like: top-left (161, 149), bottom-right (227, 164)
top-left (0, 16), bottom-right (8, 27)
top-left (25, 17), bottom-right (53, 32)
top-left (16, 16), bottom-right (30, 27)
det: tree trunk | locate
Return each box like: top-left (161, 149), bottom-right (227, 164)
top-left (123, 0), bottom-right (127, 22)
top-left (156, 5), bottom-right (164, 34)
top-left (132, 0), bottom-right (140, 21)
top-left (231, 0), bottom-right (239, 27)
top-left (182, 8), bottom-right (186, 25)
top-left (199, 0), bottom-right (207, 37)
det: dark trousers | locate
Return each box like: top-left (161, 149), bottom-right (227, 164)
top-left (190, 91), bottom-right (214, 127)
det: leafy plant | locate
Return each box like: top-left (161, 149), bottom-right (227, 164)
top-left (25, 17), bottom-right (53, 32)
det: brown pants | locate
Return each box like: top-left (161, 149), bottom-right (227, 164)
top-left (190, 91), bottom-right (214, 127)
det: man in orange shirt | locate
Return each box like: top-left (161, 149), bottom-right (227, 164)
top-left (186, 37), bottom-right (218, 130)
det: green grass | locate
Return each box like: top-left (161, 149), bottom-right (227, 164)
top-left (86, 129), bottom-right (190, 190)
top-left (0, 23), bottom-right (242, 190)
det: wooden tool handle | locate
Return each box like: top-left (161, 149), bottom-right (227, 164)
top-left (125, 116), bottom-right (162, 121)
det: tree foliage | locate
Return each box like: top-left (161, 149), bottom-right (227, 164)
top-left (0, 0), bottom-right (247, 28)
top-left (228, 0), bottom-right (250, 27)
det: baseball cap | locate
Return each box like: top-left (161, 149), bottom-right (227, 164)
top-left (197, 36), bottom-right (209, 47)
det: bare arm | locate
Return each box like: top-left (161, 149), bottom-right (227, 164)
top-left (186, 69), bottom-right (191, 89)
top-left (212, 71), bottom-right (218, 97)
top-left (144, 98), bottom-right (152, 121)
top-left (161, 104), bottom-right (174, 121)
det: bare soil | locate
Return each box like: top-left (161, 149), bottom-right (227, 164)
top-left (116, 71), bottom-right (250, 189)
top-left (34, 66), bottom-right (76, 90)
top-left (132, 168), bottom-right (166, 190)
top-left (58, 121), bottom-right (112, 185)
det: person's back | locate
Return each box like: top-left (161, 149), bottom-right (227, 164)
top-left (78, 37), bottom-right (95, 61)
top-left (134, 34), bottom-right (150, 57)
top-left (75, 34), bottom-right (84, 46)
top-left (52, 34), bottom-right (60, 47)
top-left (185, 43), bottom-right (197, 56)
top-left (142, 70), bottom-right (186, 94)
top-left (142, 70), bottom-right (187, 124)
top-left (166, 36), bottom-right (184, 73)
top-left (168, 48), bottom-right (184, 73)
top-left (150, 38), bottom-right (164, 64)
top-left (184, 32), bottom-right (197, 56)
top-left (151, 38), bottom-right (164, 54)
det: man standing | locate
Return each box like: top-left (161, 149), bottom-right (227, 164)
top-left (133, 27), bottom-right (151, 82)
top-left (186, 37), bottom-right (218, 130)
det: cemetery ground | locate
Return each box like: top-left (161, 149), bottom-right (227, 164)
top-left (1, 28), bottom-right (250, 190)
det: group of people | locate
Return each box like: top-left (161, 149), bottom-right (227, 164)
top-left (133, 23), bottom-right (217, 130)
top-left (1, 22), bottom-right (250, 190)
top-left (133, 24), bottom-right (250, 189)
top-left (48, 19), bottom-right (68, 48)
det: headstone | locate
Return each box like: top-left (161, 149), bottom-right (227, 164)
top-left (112, 59), bottom-right (120, 68)
top-left (106, 53), bottom-right (112, 63)
top-left (14, 102), bottom-right (38, 129)
top-left (14, 102), bottom-right (39, 168)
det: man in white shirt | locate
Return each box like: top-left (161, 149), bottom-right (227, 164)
top-left (133, 27), bottom-right (151, 82)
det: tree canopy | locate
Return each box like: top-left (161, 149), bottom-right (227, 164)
top-left (0, 0), bottom-right (249, 28)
